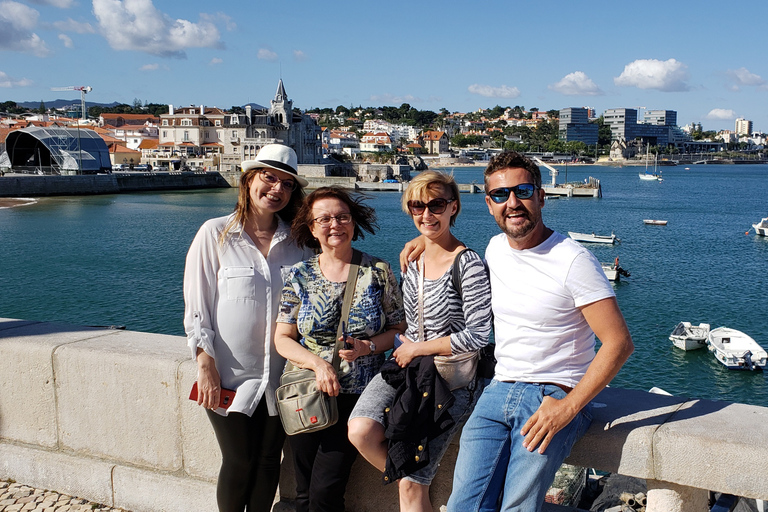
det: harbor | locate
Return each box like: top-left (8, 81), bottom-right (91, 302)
top-left (1, 163), bottom-right (766, 407)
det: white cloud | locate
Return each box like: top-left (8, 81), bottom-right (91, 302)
top-left (467, 84), bottom-right (520, 99)
top-left (209, 57), bottom-right (222, 65)
top-left (0, 70), bottom-right (33, 87)
top-left (368, 93), bottom-right (421, 105)
top-left (52, 18), bottom-right (96, 33)
top-left (58, 33), bottom-right (73, 47)
top-left (140, 63), bottom-right (159, 71)
top-left (257, 48), bottom-right (278, 61)
top-left (0, 1), bottom-right (50, 56)
top-left (549, 71), bottom-right (603, 96)
top-left (27, 0), bottom-right (74, 7)
top-left (705, 108), bottom-right (737, 120)
top-left (726, 67), bottom-right (766, 91)
top-left (200, 12), bottom-right (235, 32)
top-left (92, 0), bottom-right (224, 58)
top-left (293, 50), bottom-right (307, 62)
top-left (614, 58), bottom-right (690, 92)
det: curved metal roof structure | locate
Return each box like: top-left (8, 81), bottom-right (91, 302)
top-left (3, 126), bottom-right (111, 174)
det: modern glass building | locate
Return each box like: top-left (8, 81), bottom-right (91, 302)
top-left (558, 107), bottom-right (598, 145)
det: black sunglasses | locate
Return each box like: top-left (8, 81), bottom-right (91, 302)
top-left (487, 184), bottom-right (538, 203)
top-left (407, 198), bottom-right (455, 215)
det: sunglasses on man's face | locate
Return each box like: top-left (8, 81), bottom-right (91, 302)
top-left (407, 198), bottom-right (455, 215)
top-left (487, 184), bottom-right (539, 204)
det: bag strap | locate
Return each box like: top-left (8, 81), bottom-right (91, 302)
top-left (451, 247), bottom-right (474, 295)
top-left (332, 249), bottom-right (362, 372)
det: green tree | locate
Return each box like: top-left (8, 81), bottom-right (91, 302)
top-left (38, 100), bottom-right (46, 114)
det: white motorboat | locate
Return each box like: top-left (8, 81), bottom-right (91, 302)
top-left (707, 327), bottom-right (768, 370)
top-left (568, 231), bottom-right (618, 244)
top-left (643, 219), bottom-right (668, 225)
top-left (752, 217), bottom-right (768, 236)
top-left (601, 257), bottom-right (630, 282)
top-left (669, 322), bottom-right (710, 351)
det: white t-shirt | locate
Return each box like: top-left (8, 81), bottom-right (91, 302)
top-left (485, 230), bottom-right (615, 389)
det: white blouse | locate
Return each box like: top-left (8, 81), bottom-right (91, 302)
top-left (183, 214), bottom-right (310, 416)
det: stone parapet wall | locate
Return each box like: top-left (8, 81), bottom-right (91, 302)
top-left (1, 318), bottom-right (768, 512)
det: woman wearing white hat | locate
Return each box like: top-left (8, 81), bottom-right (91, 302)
top-left (184, 144), bottom-right (311, 512)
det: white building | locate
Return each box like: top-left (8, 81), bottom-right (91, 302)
top-left (735, 118), bottom-right (753, 136)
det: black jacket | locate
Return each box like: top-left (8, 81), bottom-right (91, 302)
top-left (380, 355), bottom-right (455, 484)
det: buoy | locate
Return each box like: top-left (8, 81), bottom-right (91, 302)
top-left (746, 231), bottom-right (750, 235)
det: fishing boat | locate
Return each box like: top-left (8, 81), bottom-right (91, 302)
top-left (707, 327), bottom-right (768, 370)
top-left (752, 217), bottom-right (768, 236)
top-left (568, 231), bottom-right (618, 244)
top-left (669, 322), bottom-right (710, 351)
top-left (601, 257), bottom-right (630, 282)
top-left (643, 219), bottom-right (668, 225)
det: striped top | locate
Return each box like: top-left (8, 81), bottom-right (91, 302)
top-left (401, 249), bottom-right (492, 354)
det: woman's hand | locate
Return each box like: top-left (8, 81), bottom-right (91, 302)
top-left (393, 335), bottom-right (420, 368)
top-left (339, 335), bottom-right (371, 363)
top-left (312, 358), bottom-right (341, 397)
top-left (196, 348), bottom-right (221, 410)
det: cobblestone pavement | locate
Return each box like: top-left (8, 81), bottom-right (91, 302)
top-left (0, 481), bottom-right (128, 512)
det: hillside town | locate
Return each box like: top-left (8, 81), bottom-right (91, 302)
top-left (0, 78), bottom-right (765, 176)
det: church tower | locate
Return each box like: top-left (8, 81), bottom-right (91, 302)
top-left (269, 79), bottom-right (293, 130)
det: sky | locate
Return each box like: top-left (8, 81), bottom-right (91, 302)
top-left (1, 0), bottom-right (766, 132)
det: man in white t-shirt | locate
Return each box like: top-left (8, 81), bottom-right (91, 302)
top-left (447, 152), bottom-right (634, 512)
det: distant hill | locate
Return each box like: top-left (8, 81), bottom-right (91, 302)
top-left (17, 99), bottom-right (121, 109)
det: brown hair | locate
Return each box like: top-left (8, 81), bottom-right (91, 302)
top-left (483, 151), bottom-right (542, 190)
top-left (218, 168), bottom-right (305, 245)
top-left (401, 170), bottom-right (461, 226)
top-left (291, 186), bottom-right (378, 250)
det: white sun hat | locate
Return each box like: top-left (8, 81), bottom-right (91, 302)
top-left (241, 144), bottom-right (308, 187)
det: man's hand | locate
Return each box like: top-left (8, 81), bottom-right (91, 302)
top-left (520, 395), bottom-right (579, 454)
top-left (399, 236), bottom-right (425, 273)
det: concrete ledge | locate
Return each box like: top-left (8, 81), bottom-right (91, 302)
top-left (112, 465), bottom-right (217, 512)
top-left (2, 318), bottom-right (768, 512)
top-left (0, 443), bottom-right (114, 506)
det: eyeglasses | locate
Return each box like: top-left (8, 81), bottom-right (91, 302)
top-left (407, 198), bottom-right (455, 215)
top-left (257, 169), bottom-right (298, 191)
top-left (487, 184), bottom-right (539, 203)
top-left (312, 213), bottom-right (353, 227)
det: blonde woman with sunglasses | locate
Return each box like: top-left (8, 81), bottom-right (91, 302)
top-left (348, 170), bottom-right (492, 512)
top-left (183, 144), bottom-right (312, 512)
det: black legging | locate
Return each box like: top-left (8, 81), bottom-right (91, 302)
top-left (289, 393), bottom-right (360, 512)
top-left (206, 399), bottom-right (286, 512)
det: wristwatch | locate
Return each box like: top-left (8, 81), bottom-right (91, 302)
top-left (368, 340), bottom-right (376, 355)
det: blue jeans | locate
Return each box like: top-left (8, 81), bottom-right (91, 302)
top-left (447, 380), bottom-right (592, 512)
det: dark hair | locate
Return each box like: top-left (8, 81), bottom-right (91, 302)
top-left (484, 151), bottom-right (542, 190)
top-left (219, 167), bottom-right (304, 245)
top-left (291, 186), bottom-right (378, 250)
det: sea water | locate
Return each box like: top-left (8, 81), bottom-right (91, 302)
top-left (1, 164), bottom-right (767, 406)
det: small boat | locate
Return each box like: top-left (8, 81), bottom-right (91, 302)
top-left (752, 217), bottom-right (768, 236)
top-left (639, 150), bottom-right (663, 181)
top-left (568, 231), bottom-right (618, 244)
top-left (601, 257), bottom-right (630, 282)
top-left (643, 219), bottom-right (668, 225)
top-left (669, 322), bottom-right (710, 351)
top-left (707, 327), bottom-right (768, 370)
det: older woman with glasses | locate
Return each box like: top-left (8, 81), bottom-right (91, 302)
top-left (275, 186), bottom-right (406, 512)
top-left (183, 144), bottom-right (313, 512)
top-left (348, 170), bottom-right (492, 512)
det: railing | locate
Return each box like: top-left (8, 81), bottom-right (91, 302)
top-left (1, 318), bottom-right (767, 512)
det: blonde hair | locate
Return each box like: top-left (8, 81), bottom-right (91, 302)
top-left (401, 170), bottom-right (461, 226)
top-left (218, 167), bottom-right (304, 245)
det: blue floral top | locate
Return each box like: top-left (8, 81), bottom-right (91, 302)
top-left (277, 251), bottom-right (405, 394)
